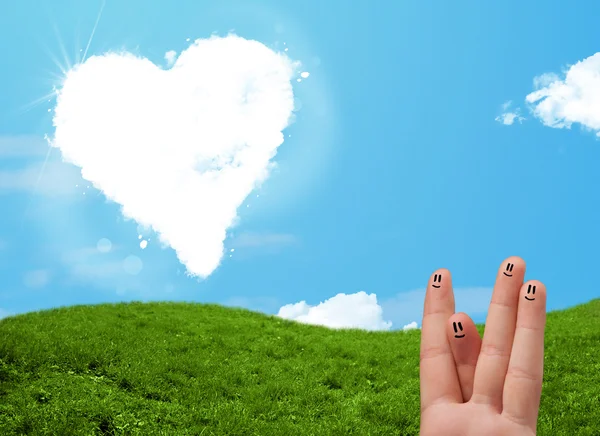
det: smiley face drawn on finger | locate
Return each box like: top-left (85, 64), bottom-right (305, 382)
top-left (432, 274), bottom-right (442, 288)
top-left (503, 262), bottom-right (514, 277)
top-left (524, 284), bottom-right (536, 301)
top-left (453, 321), bottom-right (465, 338)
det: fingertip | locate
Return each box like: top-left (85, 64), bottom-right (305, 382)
top-left (521, 280), bottom-right (547, 307)
top-left (429, 268), bottom-right (452, 288)
top-left (499, 256), bottom-right (526, 278)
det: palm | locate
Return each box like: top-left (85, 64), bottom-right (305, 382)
top-left (421, 401), bottom-right (535, 436)
top-left (419, 257), bottom-right (546, 436)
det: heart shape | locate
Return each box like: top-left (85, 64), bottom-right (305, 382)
top-left (51, 35), bottom-right (297, 278)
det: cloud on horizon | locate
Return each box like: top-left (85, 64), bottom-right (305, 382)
top-left (402, 321), bottom-right (418, 331)
top-left (275, 287), bottom-right (493, 332)
top-left (277, 291), bottom-right (393, 331)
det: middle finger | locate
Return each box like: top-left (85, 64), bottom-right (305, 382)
top-left (471, 256), bottom-right (525, 411)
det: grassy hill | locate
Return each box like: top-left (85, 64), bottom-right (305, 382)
top-left (0, 299), bottom-right (598, 435)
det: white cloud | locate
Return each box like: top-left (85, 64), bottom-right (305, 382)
top-left (23, 269), bottom-right (51, 289)
top-left (495, 101), bottom-right (525, 125)
top-left (402, 321), bottom-right (418, 331)
top-left (51, 34), bottom-right (299, 279)
top-left (526, 52), bottom-right (600, 136)
top-left (277, 291), bottom-right (392, 331)
top-left (277, 287), bottom-right (493, 332)
top-left (164, 50), bottom-right (177, 67)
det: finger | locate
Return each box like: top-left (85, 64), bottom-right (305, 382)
top-left (420, 269), bottom-right (461, 413)
top-left (472, 256), bottom-right (525, 410)
top-left (502, 280), bottom-right (547, 430)
top-left (447, 312), bottom-right (482, 402)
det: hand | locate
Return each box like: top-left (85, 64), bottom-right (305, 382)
top-left (419, 257), bottom-right (547, 436)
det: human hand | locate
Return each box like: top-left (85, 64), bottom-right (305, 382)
top-left (419, 257), bottom-right (546, 436)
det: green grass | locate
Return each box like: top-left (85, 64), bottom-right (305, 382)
top-left (0, 299), bottom-right (598, 435)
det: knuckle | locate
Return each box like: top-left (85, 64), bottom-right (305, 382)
top-left (480, 342), bottom-right (511, 358)
top-left (420, 344), bottom-right (451, 362)
top-left (506, 365), bottom-right (541, 385)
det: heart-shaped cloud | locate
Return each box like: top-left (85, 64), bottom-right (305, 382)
top-left (51, 35), bottom-right (298, 278)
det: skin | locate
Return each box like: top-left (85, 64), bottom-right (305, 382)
top-left (420, 256), bottom-right (547, 436)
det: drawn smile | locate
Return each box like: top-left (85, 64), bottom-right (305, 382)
top-left (525, 284), bottom-right (537, 301)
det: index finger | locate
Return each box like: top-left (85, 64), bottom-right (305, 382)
top-left (420, 269), bottom-right (462, 413)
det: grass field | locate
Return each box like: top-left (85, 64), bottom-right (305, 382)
top-left (0, 298), bottom-right (598, 435)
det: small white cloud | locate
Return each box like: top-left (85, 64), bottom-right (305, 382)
top-left (23, 269), bottom-right (51, 289)
top-left (495, 101), bottom-right (525, 125)
top-left (51, 34), bottom-right (300, 279)
top-left (402, 321), bottom-right (419, 331)
top-left (164, 50), bottom-right (177, 67)
top-left (140, 240), bottom-right (148, 249)
top-left (277, 291), bottom-right (392, 331)
top-left (526, 52), bottom-right (600, 136)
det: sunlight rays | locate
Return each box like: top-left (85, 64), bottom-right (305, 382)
top-left (20, 0), bottom-right (106, 227)
top-left (82, 0), bottom-right (106, 63)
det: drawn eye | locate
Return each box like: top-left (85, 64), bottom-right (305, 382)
top-left (453, 321), bottom-right (465, 338)
top-left (525, 284), bottom-right (536, 301)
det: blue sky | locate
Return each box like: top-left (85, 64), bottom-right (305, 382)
top-left (1, 0), bottom-right (600, 331)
